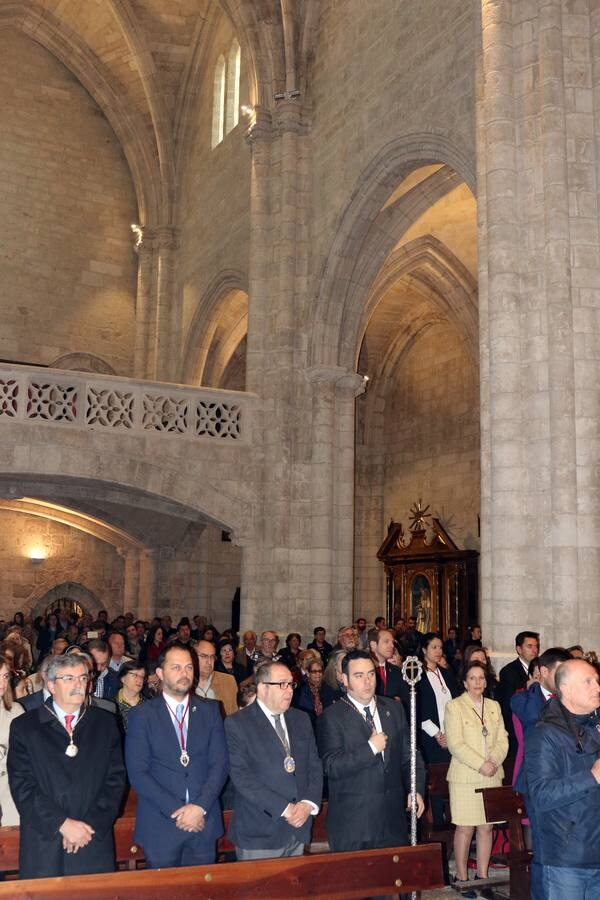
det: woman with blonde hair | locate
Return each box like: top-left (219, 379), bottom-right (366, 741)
top-left (0, 652), bottom-right (24, 824)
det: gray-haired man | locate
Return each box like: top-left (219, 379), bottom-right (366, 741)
top-left (8, 652), bottom-right (125, 879)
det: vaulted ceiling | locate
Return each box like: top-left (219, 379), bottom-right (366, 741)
top-left (0, 0), bottom-right (320, 224)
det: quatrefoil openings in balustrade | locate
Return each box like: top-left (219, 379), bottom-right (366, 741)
top-left (196, 400), bottom-right (241, 439)
top-left (142, 394), bottom-right (189, 433)
top-left (0, 380), bottom-right (18, 418)
top-left (86, 387), bottom-right (134, 429)
top-left (27, 382), bottom-right (77, 422)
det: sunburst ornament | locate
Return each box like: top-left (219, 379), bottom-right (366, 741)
top-left (408, 499), bottom-right (431, 532)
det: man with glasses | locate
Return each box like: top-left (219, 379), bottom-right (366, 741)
top-left (224, 660), bottom-right (322, 860)
top-left (7, 652), bottom-right (125, 878)
top-left (317, 649), bottom-right (425, 852)
top-left (125, 641), bottom-right (229, 868)
top-left (195, 639), bottom-right (237, 716)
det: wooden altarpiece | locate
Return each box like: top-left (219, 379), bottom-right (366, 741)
top-left (377, 518), bottom-right (479, 637)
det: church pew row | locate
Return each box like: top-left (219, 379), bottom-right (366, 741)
top-left (477, 785), bottom-right (531, 900)
top-left (0, 844), bottom-right (445, 899)
top-left (0, 806), bottom-right (329, 875)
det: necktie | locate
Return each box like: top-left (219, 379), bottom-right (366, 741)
top-left (64, 714), bottom-right (74, 734)
top-left (273, 713), bottom-right (287, 745)
top-left (379, 664), bottom-right (387, 690)
top-left (364, 705), bottom-right (376, 733)
top-left (176, 703), bottom-right (188, 743)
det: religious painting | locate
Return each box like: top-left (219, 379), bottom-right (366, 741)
top-left (411, 574), bottom-right (432, 633)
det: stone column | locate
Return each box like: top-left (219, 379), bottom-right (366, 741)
top-left (118, 547), bottom-right (141, 614)
top-left (154, 226), bottom-right (178, 383)
top-left (133, 228), bottom-right (156, 380)
top-left (478, 1), bottom-right (600, 650)
top-left (138, 549), bottom-right (157, 620)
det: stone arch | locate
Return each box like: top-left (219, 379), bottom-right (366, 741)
top-left (31, 582), bottom-right (101, 620)
top-left (49, 353), bottom-right (117, 376)
top-left (0, 436), bottom-right (254, 545)
top-left (309, 133), bottom-right (476, 371)
top-left (356, 236), bottom-right (478, 371)
top-left (180, 270), bottom-right (249, 386)
top-left (0, 6), bottom-right (162, 225)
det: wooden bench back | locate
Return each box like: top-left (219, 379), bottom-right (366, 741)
top-left (0, 844), bottom-right (444, 898)
top-left (477, 785), bottom-right (531, 900)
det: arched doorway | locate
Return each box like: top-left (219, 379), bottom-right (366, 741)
top-left (33, 582), bottom-right (101, 621)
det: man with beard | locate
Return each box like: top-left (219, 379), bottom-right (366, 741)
top-left (125, 641), bottom-right (229, 867)
top-left (7, 652), bottom-right (125, 878)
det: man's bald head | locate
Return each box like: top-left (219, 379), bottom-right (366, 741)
top-left (555, 659), bottom-right (600, 715)
top-left (195, 640), bottom-right (216, 680)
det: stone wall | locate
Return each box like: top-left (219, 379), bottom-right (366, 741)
top-left (355, 322), bottom-right (480, 619)
top-left (177, 14), bottom-right (251, 354)
top-left (0, 30), bottom-right (137, 374)
top-left (0, 510), bottom-right (124, 620)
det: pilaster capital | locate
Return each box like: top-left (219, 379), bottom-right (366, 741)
top-left (305, 366), bottom-right (368, 396)
top-left (229, 529), bottom-right (254, 548)
top-left (154, 225), bottom-right (178, 251)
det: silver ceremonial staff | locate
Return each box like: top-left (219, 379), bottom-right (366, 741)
top-left (402, 654), bottom-right (423, 900)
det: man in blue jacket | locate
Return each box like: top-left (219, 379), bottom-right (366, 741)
top-left (511, 646), bottom-right (571, 794)
top-left (125, 641), bottom-right (229, 867)
top-left (524, 658), bottom-right (600, 898)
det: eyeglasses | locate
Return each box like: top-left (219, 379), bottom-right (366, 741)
top-left (198, 653), bottom-right (216, 662)
top-left (53, 675), bottom-right (92, 684)
top-left (309, 668), bottom-right (324, 673)
top-left (264, 681), bottom-right (295, 690)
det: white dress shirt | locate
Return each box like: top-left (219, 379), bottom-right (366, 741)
top-left (421, 667), bottom-right (452, 737)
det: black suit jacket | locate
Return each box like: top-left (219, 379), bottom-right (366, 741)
top-left (375, 661), bottom-right (410, 715)
top-left (499, 657), bottom-right (529, 743)
top-left (224, 702), bottom-right (322, 850)
top-left (317, 695), bottom-right (425, 851)
top-left (416, 666), bottom-right (459, 763)
top-left (8, 701), bottom-right (125, 879)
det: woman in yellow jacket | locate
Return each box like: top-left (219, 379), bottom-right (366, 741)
top-left (444, 660), bottom-right (508, 898)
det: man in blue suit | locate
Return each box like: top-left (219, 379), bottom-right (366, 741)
top-left (125, 641), bottom-right (229, 867)
top-left (511, 646), bottom-right (571, 794)
top-left (224, 659), bottom-right (322, 859)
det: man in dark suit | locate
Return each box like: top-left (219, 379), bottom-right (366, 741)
top-left (7, 652), bottom-right (125, 879)
top-left (125, 641), bottom-right (229, 868)
top-left (224, 659), bottom-right (322, 859)
top-left (498, 630), bottom-right (539, 749)
top-left (370, 627), bottom-right (410, 712)
top-left (317, 649), bottom-right (425, 852)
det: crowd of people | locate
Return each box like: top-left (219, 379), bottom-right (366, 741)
top-left (0, 608), bottom-right (598, 897)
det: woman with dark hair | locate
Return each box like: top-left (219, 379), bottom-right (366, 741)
top-left (12, 612), bottom-right (24, 629)
top-left (116, 661), bottom-right (147, 732)
top-left (279, 632), bottom-right (302, 670)
top-left (215, 639), bottom-right (247, 684)
top-left (0, 652), bottom-right (24, 824)
top-left (416, 632), bottom-right (459, 765)
top-left (141, 625), bottom-right (166, 664)
top-left (445, 660), bottom-right (508, 897)
top-left (200, 625), bottom-right (220, 645)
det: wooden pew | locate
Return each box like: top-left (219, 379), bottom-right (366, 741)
top-left (0, 843), bottom-right (445, 899)
top-left (477, 785), bottom-right (531, 900)
top-left (421, 761), bottom-right (454, 862)
top-left (0, 804), bottom-right (331, 874)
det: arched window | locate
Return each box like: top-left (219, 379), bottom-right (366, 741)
top-left (211, 39), bottom-right (241, 148)
top-left (225, 39), bottom-right (241, 135)
top-left (211, 55), bottom-right (226, 149)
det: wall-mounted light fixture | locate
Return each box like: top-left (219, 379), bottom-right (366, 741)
top-left (28, 547), bottom-right (46, 564)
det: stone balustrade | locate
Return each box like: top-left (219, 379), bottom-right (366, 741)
top-left (0, 363), bottom-right (254, 445)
